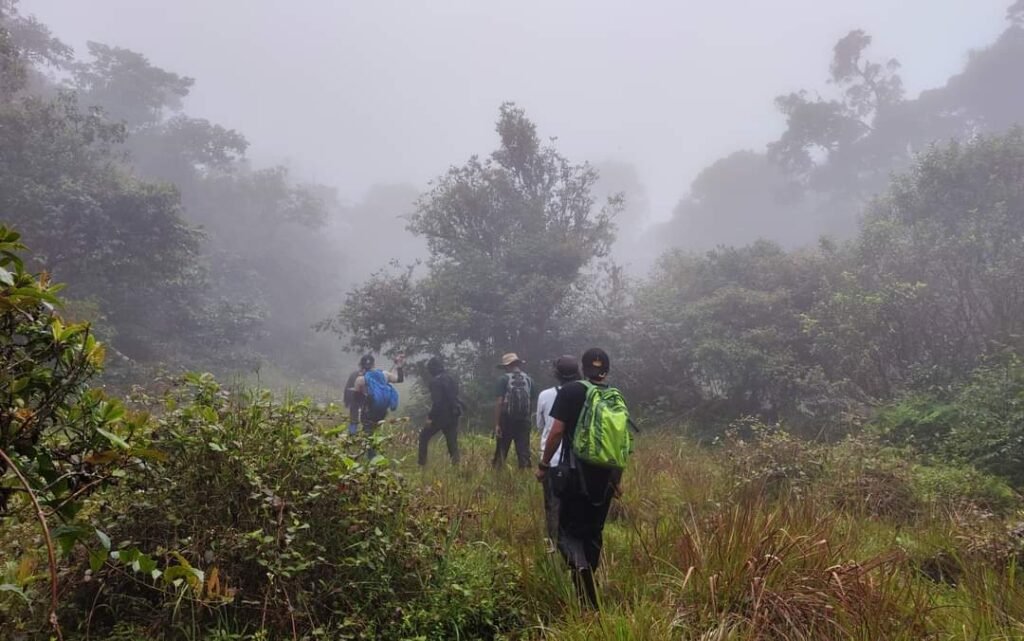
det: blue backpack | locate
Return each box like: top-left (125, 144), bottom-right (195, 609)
top-left (364, 369), bottom-right (399, 413)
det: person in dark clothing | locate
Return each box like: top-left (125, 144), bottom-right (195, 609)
top-left (418, 356), bottom-right (461, 465)
top-left (535, 347), bottom-right (622, 610)
top-left (492, 352), bottom-right (534, 469)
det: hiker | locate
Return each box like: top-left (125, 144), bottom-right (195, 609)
top-left (536, 355), bottom-right (581, 549)
top-left (536, 348), bottom-right (632, 610)
top-left (353, 353), bottom-right (405, 451)
top-left (343, 360), bottom-right (366, 436)
top-left (492, 352), bottom-right (534, 469)
top-left (418, 356), bottom-right (462, 466)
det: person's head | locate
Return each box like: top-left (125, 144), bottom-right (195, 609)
top-left (426, 356), bottom-right (445, 376)
top-left (552, 354), bottom-right (580, 384)
top-left (359, 354), bottom-right (375, 371)
top-left (580, 347), bottom-right (610, 382)
top-left (498, 352), bottom-right (525, 372)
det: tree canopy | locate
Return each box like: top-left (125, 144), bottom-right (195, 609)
top-left (326, 103), bottom-right (621, 380)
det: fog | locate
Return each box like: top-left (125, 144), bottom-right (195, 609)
top-left (5, 0), bottom-right (1022, 386)
top-left (21, 0), bottom-right (1009, 222)
top-left (7, 5), bottom-right (1024, 636)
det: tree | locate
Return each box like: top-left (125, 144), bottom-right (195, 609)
top-left (0, 0), bottom-right (70, 72)
top-left (126, 115), bottom-right (249, 189)
top-left (769, 29), bottom-right (903, 187)
top-left (925, 19), bottom-right (1024, 135)
top-left (1010, 0), bottom-right (1024, 25)
top-left (653, 151), bottom-right (816, 252)
top-left (72, 41), bottom-right (193, 128)
top-left (327, 103), bottom-right (619, 384)
top-left (0, 6), bottom-right (215, 365)
top-left (857, 130), bottom-right (1024, 380)
top-left (0, 91), bottom-right (204, 358)
top-left (616, 241), bottom-right (849, 434)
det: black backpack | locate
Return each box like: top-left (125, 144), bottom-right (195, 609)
top-left (440, 372), bottom-right (464, 419)
top-left (503, 372), bottom-right (531, 420)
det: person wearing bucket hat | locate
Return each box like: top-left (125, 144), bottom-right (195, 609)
top-left (535, 355), bottom-right (580, 549)
top-left (492, 352), bottom-right (534, 469)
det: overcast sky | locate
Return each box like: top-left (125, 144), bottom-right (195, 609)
top-left (22, 0), bottom-right (1012, 220)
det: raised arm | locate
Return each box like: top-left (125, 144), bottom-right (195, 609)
top-left (384, 354), bottom-right (406, 383)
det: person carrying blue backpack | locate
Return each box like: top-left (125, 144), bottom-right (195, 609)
top-left (352, 353), bottom-right (405, 450)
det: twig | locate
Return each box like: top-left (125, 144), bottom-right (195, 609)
top-left (282, 587), bottom-right (299, 641)
top-left (0, 447), bottom-right (64, 641)
top-left (45, 475), bottom-right (110, 518)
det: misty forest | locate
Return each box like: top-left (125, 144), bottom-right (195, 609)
top-left (5, 0), bottom-right (1024, 639)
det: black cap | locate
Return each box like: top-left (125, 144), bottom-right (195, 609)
top-left (553, 355), bottom-right (580, 382)
top-left (581, 348), bottom-right (610, 380)
top-left (426, 356), bottom-right (445, 376)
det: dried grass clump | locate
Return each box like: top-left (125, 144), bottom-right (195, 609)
top-left (667, 496), bottom-right (919, 640)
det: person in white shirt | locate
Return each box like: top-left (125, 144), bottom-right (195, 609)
top-left (535, 355), bottom-right (581, 548)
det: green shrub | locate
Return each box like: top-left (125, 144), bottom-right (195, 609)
top-left (67, 375), bottom-right (524, 640)
top-left (910, 463), bottom-right (1019, 514)
top-left (871, 394), bottom-right (957, 452)
top-left (0, 225), bottom-right (153, 640)
top-left (944, 354), bottom-right (1024, 485)
top-left (719, 418), bottom-right (825, 500)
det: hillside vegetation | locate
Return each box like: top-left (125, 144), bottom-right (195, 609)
top-left (6, 380), bottom-right (1024, 639)
top-left (5, 1), bottom-right (1024, 639)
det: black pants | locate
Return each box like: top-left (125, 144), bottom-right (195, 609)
top-left (557, 471), bottom-right (615, 609)
top-left (360, 408), bottom-right (386, 458)
top-left (492, 416), bottom-right (531, 468)
top-left (418, 418), bottom-right (459, 465)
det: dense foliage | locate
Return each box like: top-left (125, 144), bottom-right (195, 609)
top-left (62, 377), bottom-right (525, 640)
top-left (326, 103), bottom-right (621, 389)
top-left (0, 232), bottom-right (524, 640)
top-left (0, 0), bottom-right (351, 379)
top-left (571, 131), bottom-right (1024, 452)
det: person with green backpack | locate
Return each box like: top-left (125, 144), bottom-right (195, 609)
top-left (535, 347), bottom-right (633, 610)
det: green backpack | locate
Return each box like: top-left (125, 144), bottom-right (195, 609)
top-left (571, 381), bottom-right (634, 469)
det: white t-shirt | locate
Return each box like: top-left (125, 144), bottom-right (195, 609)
top-left (536, 386), bottom-right (563, 465)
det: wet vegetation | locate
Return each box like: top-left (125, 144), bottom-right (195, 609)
top-left (5, 0), bottom-right (1024, 638)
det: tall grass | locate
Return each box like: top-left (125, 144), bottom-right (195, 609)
top-left (406, 427), bottom-right (1024, 640)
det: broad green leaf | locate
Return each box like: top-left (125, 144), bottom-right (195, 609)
top-left (100, 402), bottom-right (125, 424)
top-left (89, 549), bottom-right (108, 573)
top-left (52, 524), bottom-right (91, 555)
top-left (136, 554), bottom-right (158, 576)
top-left (97, 428), bottom-right (129, 450)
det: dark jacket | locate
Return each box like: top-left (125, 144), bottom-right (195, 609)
top-left (428, 371), bottom-right (460, 422)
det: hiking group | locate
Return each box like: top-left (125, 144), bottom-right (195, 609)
top-left (343, 347), bottom-right (633, 610)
